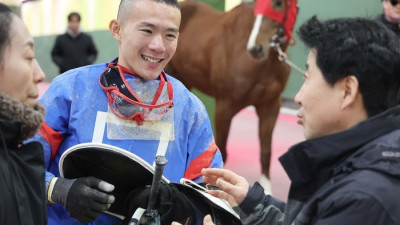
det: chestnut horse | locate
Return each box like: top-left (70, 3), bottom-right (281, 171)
top-left (165, 0), bottom-right (298, 189)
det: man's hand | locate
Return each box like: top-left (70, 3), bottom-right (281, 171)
top-left (49, 176), bottom-right (115, 223)
top-left (201, 168), bottom-right (249, 206)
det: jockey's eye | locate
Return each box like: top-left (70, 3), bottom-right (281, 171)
top-left (140, 29), bottom-right (152, 34)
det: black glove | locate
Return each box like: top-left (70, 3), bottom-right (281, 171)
top-left (50, 177), bottom-right (115, 223)
top-left (122, 183), bottom-right (194, 225)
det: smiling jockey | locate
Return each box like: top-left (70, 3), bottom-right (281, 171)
top-left (27, 0), bottom-right (223, 224)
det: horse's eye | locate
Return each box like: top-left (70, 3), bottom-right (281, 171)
top-left (274, 0), bottom-right (283, 7)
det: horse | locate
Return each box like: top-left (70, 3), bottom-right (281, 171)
top-left (165, 0), bottom-right (298, 190)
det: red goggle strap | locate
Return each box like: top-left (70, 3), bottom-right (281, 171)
top-left (108, 89), bottom-right (173, 109)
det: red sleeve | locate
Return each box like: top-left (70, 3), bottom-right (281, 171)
top-left (38, 122), bottom-right (64, 162)
top-left (184, 141), bottom-right (218, 180)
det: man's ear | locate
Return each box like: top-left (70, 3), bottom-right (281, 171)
top-left (341, 75), bottom-right (360, 109)
top-left (109, 19), bottom-right (121, 40)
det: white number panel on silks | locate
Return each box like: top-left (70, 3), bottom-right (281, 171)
top-left (92, 109), bottom-right (174, 165)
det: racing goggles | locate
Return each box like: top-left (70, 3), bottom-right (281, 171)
top-left (99, 64), bottom-right (174, 125)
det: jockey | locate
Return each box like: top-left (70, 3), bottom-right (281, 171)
top-left (28, 0), bottom-right (224, 224)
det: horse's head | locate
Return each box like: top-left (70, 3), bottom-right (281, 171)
top-left (247, 0), bottom-right (298, 61)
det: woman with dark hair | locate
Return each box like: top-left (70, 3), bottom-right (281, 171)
top-left (0, 3), bottom-right (47, 225)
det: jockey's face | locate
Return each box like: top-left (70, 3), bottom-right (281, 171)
top-left (110, 0), bottom-right (181, 80)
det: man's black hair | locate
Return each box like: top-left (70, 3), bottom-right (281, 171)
top-left (298, 16), bottom-right (400, 117)
top-left (68, 12), bottom-right (81, 22)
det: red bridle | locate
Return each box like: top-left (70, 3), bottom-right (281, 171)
top-left (254, 0), bottom-right (299, 45)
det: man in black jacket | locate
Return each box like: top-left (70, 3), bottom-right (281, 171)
top-left (197, 16), bottom-right (400, 225)
top-left (51, 12), bottom-right (98, 74)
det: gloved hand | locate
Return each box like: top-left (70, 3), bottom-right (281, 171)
top-left (122, 183), bottom-right (194, 225)
top-left (49, 176), bottom-right (115, 223)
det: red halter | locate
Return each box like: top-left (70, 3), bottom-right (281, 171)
top-left (254, 0), bottom-right (299, 45)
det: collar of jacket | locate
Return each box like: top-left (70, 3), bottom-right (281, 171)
top-left (377, 14), bottom-right (400, 35)
top-left (0, 118), bottom-right (22, 148)
top-left (0, 92), bottom-right (45, 144)
top-left (66, 27), bottom-right (82, 39)
top-left (279, 106), bottom-right (400, 200)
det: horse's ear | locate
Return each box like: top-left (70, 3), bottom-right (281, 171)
top-left (109, 19), bottom-right (121, 40)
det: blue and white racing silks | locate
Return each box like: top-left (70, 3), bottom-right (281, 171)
top-left (30, 60), bottom-right (224, 225)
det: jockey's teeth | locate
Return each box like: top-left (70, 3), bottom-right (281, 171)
top-left (143, 56), bottom-right (161, 64)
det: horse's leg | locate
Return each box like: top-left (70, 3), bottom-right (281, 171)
top-left (255, 97), bottom-right (281, 193)
top-left (214, 98), bottom-right (238, 162)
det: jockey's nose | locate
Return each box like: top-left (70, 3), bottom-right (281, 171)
top-left (148, 35), bottom-right (166, 52)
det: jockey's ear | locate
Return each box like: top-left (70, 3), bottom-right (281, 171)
top-left (109, 19), bottom-right (121, 41)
